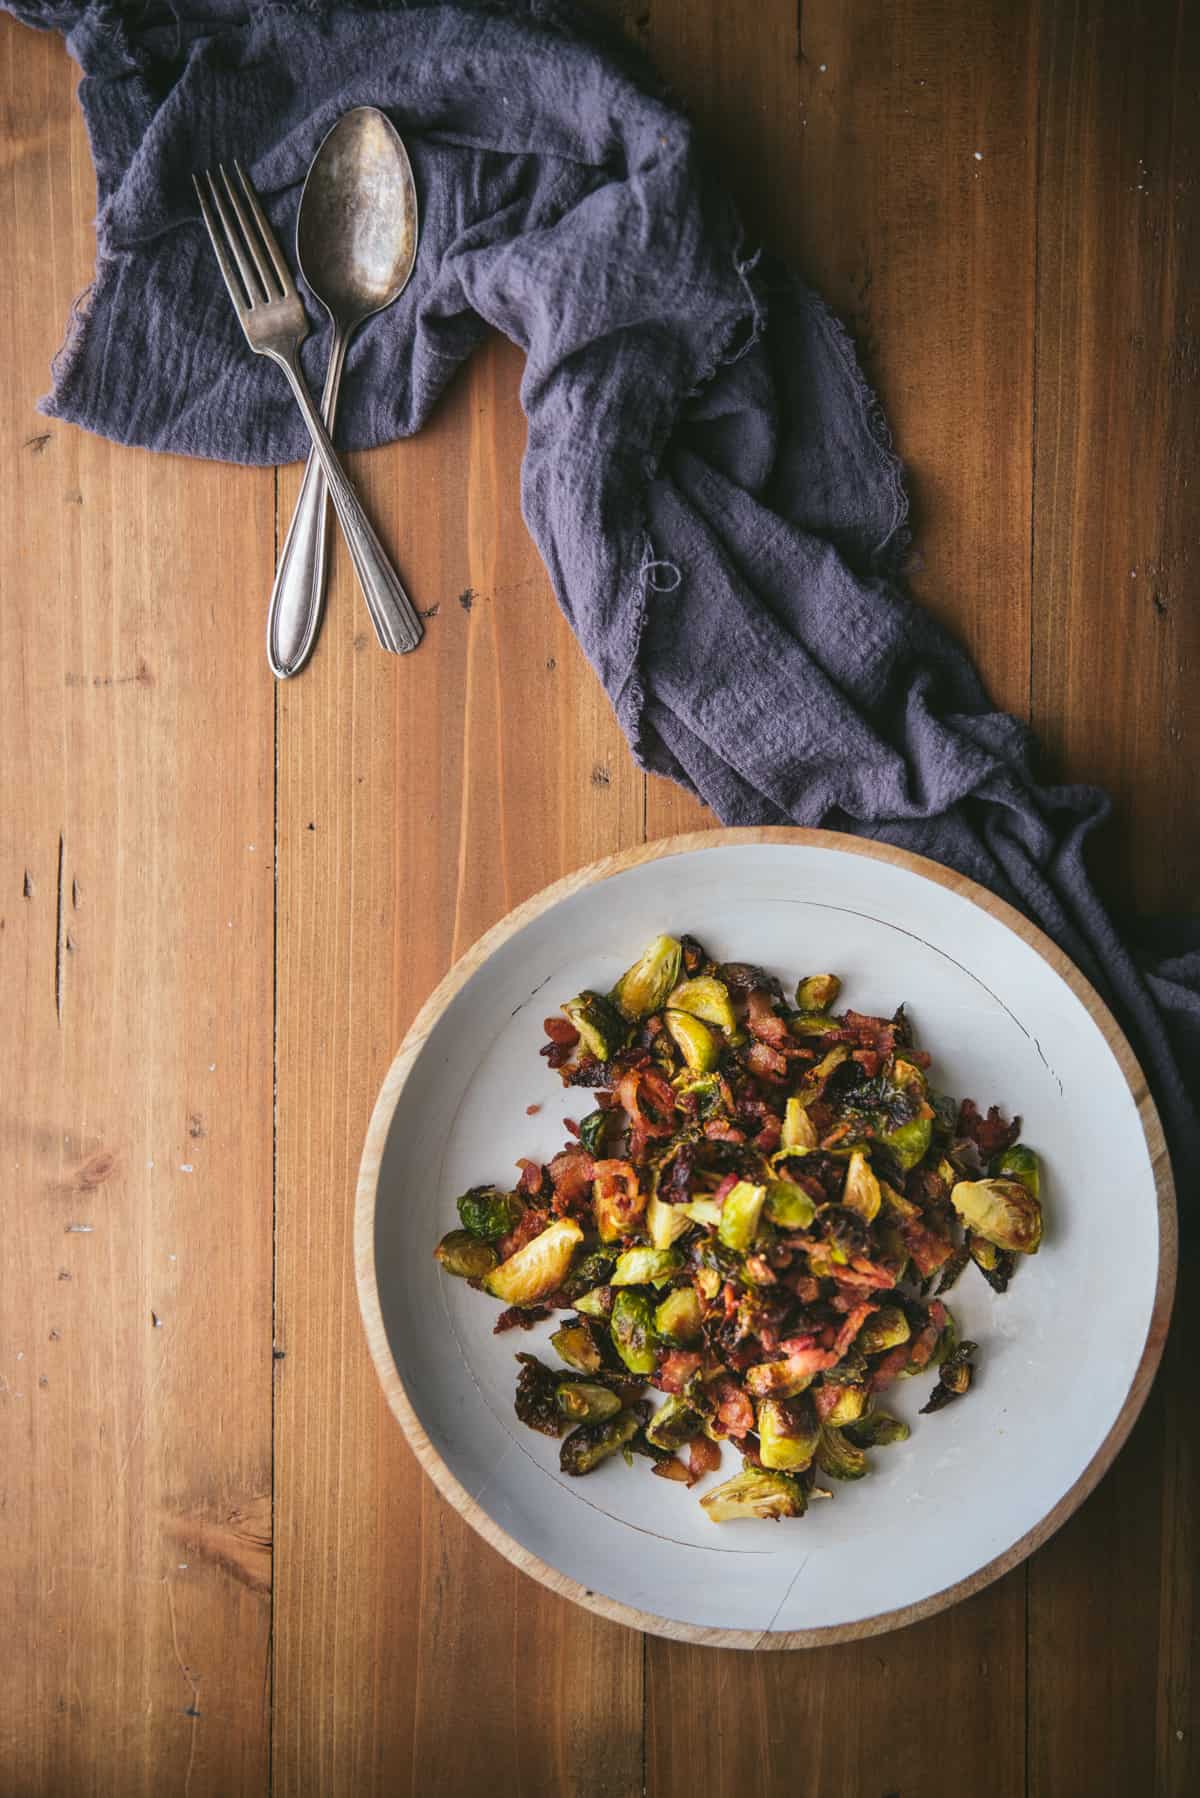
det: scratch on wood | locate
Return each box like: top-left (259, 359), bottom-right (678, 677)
top-left (164, 1578), bottom-right (201, 1797)
top-left (795, 0), bottom-right (806, 62)
top-left (23, 432), bottom-right (51, 454)
top-left (23, 870), bottom-right (34, 899)
top-left (54, 833), bottom-right (64, 1023)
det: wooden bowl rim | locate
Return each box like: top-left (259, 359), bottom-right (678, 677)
top-left (355, 826), bottom-right (1177, 1650)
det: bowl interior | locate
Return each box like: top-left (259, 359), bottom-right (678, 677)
top-left (367, 839), bottom-right (1164, 1639)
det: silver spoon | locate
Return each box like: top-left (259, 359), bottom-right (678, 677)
top-left (268, 107), bottom-right (420, 678)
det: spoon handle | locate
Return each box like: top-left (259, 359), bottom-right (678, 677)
top-left (266, 328), bottom-right (345, 678)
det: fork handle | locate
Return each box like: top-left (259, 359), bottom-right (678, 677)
top-left (271, 348), bottom-right (423, 656)
top-left (266, 326), bottom-right (346, 677)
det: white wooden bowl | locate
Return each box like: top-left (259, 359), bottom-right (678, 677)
top-left (356, 829), bottom-right (1175, 1647)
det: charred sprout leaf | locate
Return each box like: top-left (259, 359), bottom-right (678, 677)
top-left (805, 1042), bottom-right (851, 1090)
top-left (993, 1142), bottom-right (1041, 1199)
top-left (815, 1424), bottom-right (870, 1481)
top-left (667, 975), bottom-right (737, 1035)
top-left (611, 1246), bottom-right (683, 1287)
top-left (647, 1192), bottom-right (692, 1251)
top-left (971, 1235), bottom-right (1016, 1293)
top-left (744, 1357), bottom-right (820, 1400)
top-left (763, 1180), bottom-right (816, 1231)
top-left (717, 961), bottom-right (784, 1000)
top-left (932, 1307), bottom-right (959, 1367)
top-left (672, 1071), bottom-right (726, 1117)
top-left (664, 1009), bottom-right (720, 1073)
top-left (757, 1395), bottom-right (820, 1472)
top-left (717, 1181), bottom-right (767, 1252)
top-left (815, 1204), bottom-right (870, 1262)
top-left (514, 1354), bottom-right (563, 1436)
top-left (682, 1196), bottom-right (724, 1229)
top-left (456, 1185), bottom-right (525, 1241)
top-left (482, 1216), bottom-right (584, 1305)
top-left (930, 1090), bottom-right (960, 1135)
top-left (610, 1289), bottom-right (658, 1376)
top-left (610, 935), bottom-right (683, 1023)
top-left (646, 1394), bottom-right (702, 1451)
top-left (795, 973), bottom-right (842, 1011)
top-left (562, 990), bottom-right (629, 1061)
top-left (563, 1249), bottom-right (615, 1300)
top-left (842, 1149), bottom-right (882, 1223)
top-left (556, 1379), bottom-right (623, 1424)
top-left (574, 1284), bottom-right (615, 1319)
top-left (951, 1178), bottom-right (1043, 1253)
top-left (550, 1316), bottom-right (604, 1374)
top-left (560, 1407), bottom-right (643, 1475)
top-left (823, 1382), bottom-right (869, 1427)
top-left (700, 1465), bottom-right (806, 1522)
top-left (655, 1285), bottom-right (704, 1344)
top-left (920, 1341), bottom-right (976, 1414)
top-left (781, 1096), bottom-right (818, 1152)
top-left (936, 1240), bottom-right (971, 1295)
top-left (857, 1305), bottom-right (911, 1356)
top-left (844, 1411), bottom-right (911, 1448)
top-left (679, 933), bottom-right (712, 978)
top-left (434, 1230), bottom-right (499, 1280)
top-left (577, 1109), bottom-right (611, 1157)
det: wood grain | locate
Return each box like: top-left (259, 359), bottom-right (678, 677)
top-left (272, 339), bottom-right (644, 1796)
top-left (0, 20), bottom-right (275, 1795)
top-left (1027, 5), bottom-right (1200, 1792)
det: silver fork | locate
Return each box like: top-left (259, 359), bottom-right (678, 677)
top-left (193, 163), bottom-right (422, 657)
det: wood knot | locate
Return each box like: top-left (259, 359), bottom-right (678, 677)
top-left (74, 1150), bottom-right (117, 1190)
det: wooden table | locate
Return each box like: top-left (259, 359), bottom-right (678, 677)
top-left (2, 3), bottom-right (1196, 1793)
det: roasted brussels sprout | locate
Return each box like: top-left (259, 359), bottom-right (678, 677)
top-left (647, 1192), bottom-right (692, 1252)
top-left (563, 1249), bottom-right (615, 1300)
top-left (557, 1379), bottom-right (623, 1424)
top-left (844, 1410), bottom-right (911, 1448)
top-left (823, 1382), bottom-right (869, 1427)
top-left (744, 1357), bottom-right (820, 1400)
top-left (560, 1407), bottom-right (643, 1475)
top-left (514, 1354), bottom-right (563, 1435)
top-left (550, 1316), bottom-right (605, 1374)
top-left (880, 1112), bottom-right (933, 1171)
top-left (667, 975), bottom-right (737, 1035)
top-left (610, 1290), bottom-right (658, 1375)
top-left (482, 1217), bottom-right (584, 1305)
top-left (815, 1424), bottom-right (869, 1481)
top-left (645, 1393), bottom-right (702, 1451)
top-left (655, 1285), bottom-right (704, 1344)
top-left (664, 1008), bottom-right (720, 1073)
top-left (434, 1229), bottom-right (499, 1280)
top-left (671, 1071), bottom-right (727, 1117)
top-left (788, 1008), bottom-right (841, 1039)
top-left (842, 1149), bottom-right (882, 1223)
top-left (993, 1142), bottom-right (1041, 1199)
top-left (682, 1196), bottom-right (724, 1230)
top-left (700, 1465), bottom-right (807, 1522)
top-left (951, 1178), bottom-right (1042, 1253)
top-left (456, 1185), bottom-right (525, 1241)
top-left (920, 1340), bottom-right (977, 1414)
top-left (795, 973), bottom-right (841, 1011)
top-left (574, 1284), bottom-right (615, 1319)
top-left (611, 1246), bottom-right (683, 1287)
top-left (781, 1095), bottom-right (818, 1152)
top-left (610, 935), bottom-right (683, 1022)
top-left (577, 1109), bottom-right (611, 1157)
top-left (805, 1042), bottom-right (851, 1089)
top-left (763, 1180), bottom-right (816, 1231)
top-left (757, 1395), bottom-right (820, 1471)
top-left (561, 990), bottom-right (629, 1061)
top-left (857, 1305), bottom-right (911, 1356)
top-left (717, 1181), bottom-right (767, 1252)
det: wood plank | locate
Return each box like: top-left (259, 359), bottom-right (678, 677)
top-left (645, 0), bottom-right (1040, 843)
top-left (1029, 3), bottom-right (1200, 1790)
top-left (272, 338), bottom-right (644, 1796)
top-left (1031, 0), bottom-right (1200, 913)
top-left (0, 21), bottom-right (275, 1796)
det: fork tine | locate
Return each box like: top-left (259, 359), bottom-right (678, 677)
top-left (193, 172), bottom-right (252, 315)
top-left (233, 162), bottom-right (294, 297)
top-left (203, 167), bottom-right (267, 307)
top-left (218, 164), bottom-right (282, 303)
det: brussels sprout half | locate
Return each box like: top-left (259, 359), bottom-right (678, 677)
top-left (757, 1395), bottom-right (820, 1472)
top-left (717, 1181), bottom-right (767, 1252)
top-left (645, 1393), bottom-right (702, 1451)
top-left (951, 1178), bottom-right (1042, 1253)
top-left (560, 1407), bottom-right (644, 1475)
top-left (795, 973), bottom-right (842, 1011)
top-left (664, 1009), bottom-right (720, 1072)
top-left (456, 1185), bottom-right (525, 1242)
top-left (700, 1465), bottom-right (807, 1522)
top-left (610, 1246), bottom-right (683, 1287)
top-left (610, 935), bottom-right (684, 1023)
top-left (844, 1410), bottom-right (911, 1448)
top-left (842, 1149), bottom-right (882, 1222)
top-left (763, 1180), bottom-right (816, 1231)
top-left (562, 990), bottom-right (629, 1062)
top-left (815, 1424), bottom-right (869, 1481)
top-left (434, 1230), bottom-right (499, 1280)
top-left (857, 1305), bottom-right (911, 1356)
top-left (647, 1192), bottom-right (692, 1252)
top-left (556, 1380), bottom-right (623, 1424)
top-left (667, 975), bottom-right (737, 1035)
top-left (993, 1142), bottom-right (1041, 1199)
top-left (781, 1095), bottom-right (818, 1152)
top-left (655, 1285), bottom-right (704, 1344)
top-left (481, 1217), bottom-right (584, 1306)
top-left (550, 1316), bottom-right (605, 1374)
top-left (610, 1290), bottom-right (658, 1375)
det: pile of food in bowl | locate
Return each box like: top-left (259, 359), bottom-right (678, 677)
top-left (434, 932), bottom-right (1044, 1522)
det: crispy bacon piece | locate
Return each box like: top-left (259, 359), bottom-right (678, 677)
top-left (901, 1219), bottom-right (955, 1277)
top-left (713, 1378), bottom-right (755, 1438)
top-left (780, 1268), bottom-right (821, 1303)
top-left (869, 1342), bottom-right (913, 1392)
top-left (516, 1159), bottom-right (549, 1198)
top-left (957, 1098), bottom-right (1021, 1158)
top-left (497, 1204), bottom-right (550, 1261)
top-left (656, 1350), bottom-right (703, 1394)
top-left (704, 1119), bottom-right (746, 1144)
top-left (851, 1049), bottom-right (882, 1078)
top-left (687, 1435), bottom-right (722, 1482)
top-left (617, 1067), bottom-right (678, 1161)
top-left (907, 1319), bottom-right (941, 1371)
top-left (652, 1457), bottom-right (694, 1484)
top-left (832, 1301), bottom-right (878, 1357)
top-left (543, 1016), bottom-right (580, 1045)
top-left (548, 1146), bottom-right (595, 1217)
top-left (746, 988), bottom-right (792, 1049)
top-left (493, 1304), bottom-right (551, 1334)
top-left (813, 1383), bottom-right (847, 1422)
top-left (742, 1039), bottom-right (789, 1082)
